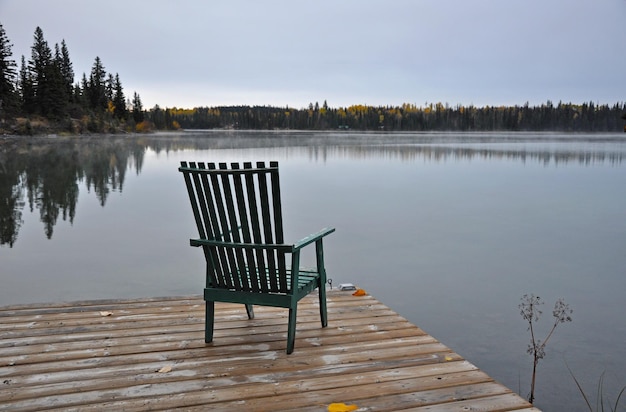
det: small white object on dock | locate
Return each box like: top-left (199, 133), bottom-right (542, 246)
top-left (338, 283), bottom-right (356, 291)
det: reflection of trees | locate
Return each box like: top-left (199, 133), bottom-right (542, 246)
top-left (0, 137), bottom-right (148, 247)
top-left (25, 145), bottom-right (80, 238)
top-left (0, 154), bottom-right (24, 247)
top-left (1, 132), bottom-right (624, 247)
top-left (81, 141), bottom-right (132, 206)
top-left (313, 144), bottom-right (625, 166)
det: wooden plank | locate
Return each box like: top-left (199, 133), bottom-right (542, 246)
top-left (0, 302), bottom-right (395, 333)
top-left (0, 291), bottom-right (537, 412)
top-left (224, 381), bottom-right (513, 412)
top-left (1, 350), bottom-right (465, 401)
top-left (0, 319), bottom-right (426, 357)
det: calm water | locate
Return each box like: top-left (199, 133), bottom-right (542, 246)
top-left (1, 131), bottom-right (625, 411)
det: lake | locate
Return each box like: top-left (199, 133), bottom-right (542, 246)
top-left (1, 130), bottom-right (625, 411)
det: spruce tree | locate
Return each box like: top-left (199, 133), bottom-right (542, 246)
top-left (132, 92), bottom-right (143, 123)
top-left (106, 73), bottom-right (114, 103)
top-left (0, 22), bottom-right (18, 117)
top-left (78, 73), bottom-right (89, 108)
top-left (87, 56), bottom-right (107, 111)
top-left (59, 40), bottom-right (74, 101)
top-left (112, 73), bottom-right (126, 119)
top-left (18, 55), bottom-right (35, 114)
top-left (28, 26), bottom-right (53, 116)
top-left (47, 43), bottom-right (69, 119)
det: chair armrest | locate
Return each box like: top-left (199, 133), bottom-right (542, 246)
top-left (191, 227), bottom-right (335, 252)
top-left (293, 227), bottom-right (336, 251)
top-left (190, 238), bottom-right (293, 252)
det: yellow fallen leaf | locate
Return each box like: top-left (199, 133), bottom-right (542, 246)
top-left (445, 355), bottom-right (454, 361)
top-left (99, 311), bottom-right (113, 317)
top-left (352, 289), bottom-right (367, 296)
top-left (157, 365), bottom-right (173, 373)
top-left (328, 403), bottom-right (358, 412)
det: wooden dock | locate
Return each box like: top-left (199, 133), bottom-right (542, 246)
top-left (0, 291), bottom-right (538, 411)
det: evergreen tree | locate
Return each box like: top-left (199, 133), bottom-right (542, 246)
top-left (112, 73), bottom-right (126, 119)
top-left (28, 26), bottom-right (53, 116)
top-left (47, 43), bottom-right (69, 119)
top-left (105, 72), bottom-right (114, 103)
top-left (150, 104), bottom-right (165, 129)
top-left (132, 92), bottom-right (143, 123)
top-left (59, 40), bottom-right (74, 101)
top-left (87, 56), bottom-right (107, 111)
top-left (0, 22), bottom-right (18, 117)
top-left (78, 73), bottom-right (89, 107)
top-left (18, 55), bottom-right (35, 114)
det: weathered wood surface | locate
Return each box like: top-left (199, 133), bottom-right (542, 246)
top-left (0, 291), bottom-right (538, 411)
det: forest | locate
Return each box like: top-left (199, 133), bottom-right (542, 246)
top-left (0, 23), bottom-right (145, 135)
top-left (153, 101), bottom-right (626, 132)
top-left (1, 22), bottom-right (625, 135)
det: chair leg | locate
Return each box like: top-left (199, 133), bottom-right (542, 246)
top-left (245, 304), bottom-right (255, 319)
top-left (319, 283), bottom-right (328, 328)
top-left (287, 306), bottom-right (297, 354)
top-left (316, 239), bottom-right (328, 328)
top-left (205, 301), bottom-right (215, 343)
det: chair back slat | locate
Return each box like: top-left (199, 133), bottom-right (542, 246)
top-left (216, 162), bottom-right (246, 290)
top-left (182, 162), bottom-right (223, 288)
top-left (255, 161), bottom-right (279, 291)
top-left (243, 162), bottom-right (269, 292)
top-left (269, 161), bottom-right (288, 292)
top-left (194, 162), bottom-right (230, 288)
top-left (230, 162), bottom-right (256, 291)
top-left (179, 161), bottom-right (288, 293)
top-left (195, 164), bottom-right (229, 288)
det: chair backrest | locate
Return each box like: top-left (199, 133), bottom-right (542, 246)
top-left (179, 161), bottom-right (290, 293)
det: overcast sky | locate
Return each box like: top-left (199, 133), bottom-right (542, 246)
top-left (2, 0), bottom-right (625, 109)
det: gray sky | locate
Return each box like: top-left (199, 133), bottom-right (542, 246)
top-left (2, 0), bottom-right (625, 109)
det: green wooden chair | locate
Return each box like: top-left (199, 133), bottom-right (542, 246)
top-left (179, 161), bottom-right (335, 354)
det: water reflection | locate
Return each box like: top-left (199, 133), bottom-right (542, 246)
top-left (305, 143), bottom-right (625, 166)
top-left (0, 137), bottom-right (145, 246)
top-left (1, 132), bottom-right (624, 246)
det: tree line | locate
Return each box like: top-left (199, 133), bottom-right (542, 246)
top-left (2, 22), bottom-right (625, 134)
top-left (149, 100), bottom-right (626, 132)
top-left (0, 23), bottom-right (145, 134)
